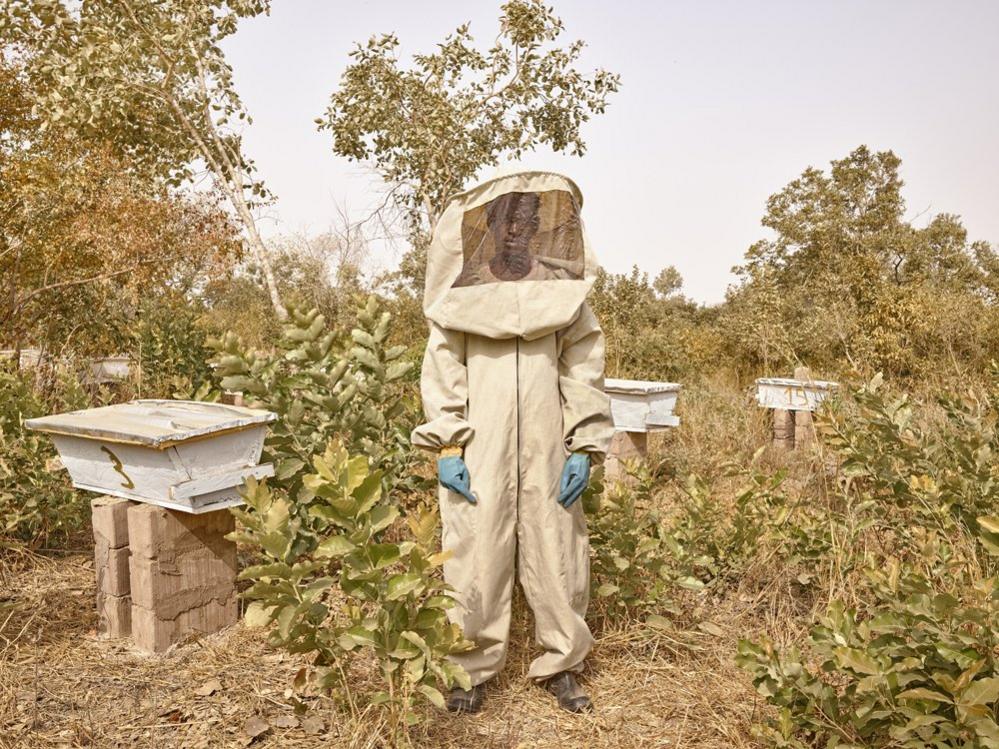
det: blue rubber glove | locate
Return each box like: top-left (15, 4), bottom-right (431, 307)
top-left (558, 452), bottom-right (590, 508)
top-left (438, 455), bottom-right (476, 504)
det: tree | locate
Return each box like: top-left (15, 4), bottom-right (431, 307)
top-left (0, 55), bottom-right (240, 355)
top-left (2, 0), bottom-right (287, 317)
top-left (319, 0), bottom-right (621, 292)
top-left (589, 265), bottom-right (707, 380)
top-left (727, 145), bottom-right (999, 376)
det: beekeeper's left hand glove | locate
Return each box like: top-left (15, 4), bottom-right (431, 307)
top-left (438, 449), bottom-right (476, 504)
top-left (558, 452), bottom-right (590, 508)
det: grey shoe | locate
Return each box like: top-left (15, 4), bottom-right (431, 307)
top-left (446, 683), bottom-right (486, 714)
top-left (544, 671), bottom-right (592, 713)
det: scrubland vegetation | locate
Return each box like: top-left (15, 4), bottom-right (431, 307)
top-left (3, 1), bottom-right (999, 747)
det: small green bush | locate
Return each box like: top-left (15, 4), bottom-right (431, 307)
top-left (738, 559), bottom-right (999, 748)
top-left (233, 443), bottom-right (470, 729)
top-left (0, 368), bottom-right (88, 547)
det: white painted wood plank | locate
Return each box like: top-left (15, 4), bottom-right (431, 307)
top-left (26, 400), bottom-right (277, 448)
top-left (170, 464), bottom-right (274, 500)
top-left (755, 378), bottom-right (838, 411)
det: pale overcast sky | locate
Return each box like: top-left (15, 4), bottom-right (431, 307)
top-left (223, 0), bottom-right (999, 304)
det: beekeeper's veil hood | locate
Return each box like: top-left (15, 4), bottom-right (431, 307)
top-left (423, 169), bottom-right (598, 340)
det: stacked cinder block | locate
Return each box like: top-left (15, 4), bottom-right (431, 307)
top-left (92, 496), bottom-right (133, 638)
top-left (772, 409), bottom-right (795, 450)
top-left (605, 430), bottom-right (648, 482)
top-left (126, 504), bottom-right (238, 653)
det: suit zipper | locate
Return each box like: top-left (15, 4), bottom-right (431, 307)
top-left (515, 337), bottom-right (521, 505)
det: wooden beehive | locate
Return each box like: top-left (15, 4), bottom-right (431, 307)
top-left (86, 356), bottom-right (132, 384)
top-left (755, 377), bottom-right (837, 412)
top-left (0, 348), bottom-right (44, 369)
top-left (605, 378), bottom-right (682, 431)
top-left (26, 400), bottom-right (277, 514)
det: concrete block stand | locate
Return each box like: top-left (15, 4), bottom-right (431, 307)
top-left (757, 367), bottom-right (834, 450)
top-left (90, 496), bottom-right (238, 653)
top-left (92, 496), bottom-right (133, 638)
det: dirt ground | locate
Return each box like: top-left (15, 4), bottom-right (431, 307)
top-left (0, 539), bottom-right (772, 749)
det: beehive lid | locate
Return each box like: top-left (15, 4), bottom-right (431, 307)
top-left (604, 378), bottom-right (682, 395)
top-left (25, 400), bottom-right (277, 449)
top-left (756, 377), bottom-right (837, 390)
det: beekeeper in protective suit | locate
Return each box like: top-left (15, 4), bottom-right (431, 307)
top-left (412, 169), bottom-right (614, 714)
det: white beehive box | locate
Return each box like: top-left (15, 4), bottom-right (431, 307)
top-left (604, 378), bottom-right (682, 431)
top-left (755, 377), bottom-right (837, 412)
top-left (26, 400), bottom-right (277, 514)
top-left (1, 348), bottom-right (44, 369)
top-left (86, 356), bottom-right (131, 384)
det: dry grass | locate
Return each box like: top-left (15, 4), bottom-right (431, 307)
top-left (1, 377), bottom-right (825, 749)
top-left (0, 545), bottom-right (774, 748)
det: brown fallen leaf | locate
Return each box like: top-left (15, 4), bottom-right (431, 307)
top-left (242, 716), bottom-right (270, 743)
top-left (194, 679), bottom-right (222, 697)
top-left (273, 714), bottom-right (299, 729)
top-left (697, 620), bottom-right (725, 637)
top-left (301, 715), bottom-right (324, 735)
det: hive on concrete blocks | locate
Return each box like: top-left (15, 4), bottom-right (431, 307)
top-left (604, 379), bottom-right (682, 482)
top-left (755, 366), bottom-right (837, 450)
top-left (27, 399), bottom-right (277, 654)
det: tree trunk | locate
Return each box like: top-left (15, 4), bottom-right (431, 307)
top-left (226, 187), bottom-right (286, 321)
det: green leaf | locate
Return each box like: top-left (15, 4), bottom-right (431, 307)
top-left (353, 472), bottom-right (383, 516)
top-left (675, 576), bottom-right (705, 591)
top-left (385, 573), bottom-right (423, 600)
top-left (243, 601), bottom-right (273, 629)
top-left (239, 562), bottom-right (293, 580)
top-left (369, 543), bottom-right (401, 569)
top-left (369, 505), bottom-right (399, 534)
top-left (961, 677), bottom-right (999, 707)
top-left (338, 626), bottom-right (377, 650)
top-left (977, 516), bottom-right (999, 535)
top-left (897, 687), bottom-right (951, 703)
top-left (277, 604), bottom-right (297, 639)
top-left (275, 458), bottom-right (305, 481)
top-left (315, 535), bottom-right (355, 558)
top-left (417, 684), bottom-right (445, 709)
top-left (833, 647), bottom-right (880, 676)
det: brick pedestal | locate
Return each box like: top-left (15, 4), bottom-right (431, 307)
top-left (90, 496), bottom-right (238, 652)
top-left (92, 497), bottom-right (133, 638)
top-left (772, 409), bottom-right (794, 450)
top-left (127, 504), bottom-right (238, 653)
top-left (605, 430), bottom-right (648, 482)
top-left (794, 409), bottom-right (814, 447)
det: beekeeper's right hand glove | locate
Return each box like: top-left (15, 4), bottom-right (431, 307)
top-left (438, 448), bottom-right (476, 504)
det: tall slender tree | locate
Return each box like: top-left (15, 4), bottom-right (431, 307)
top-left (319, 0), bottom-right (621, 291)
top-left (2, 0), bottom-right (286, 317)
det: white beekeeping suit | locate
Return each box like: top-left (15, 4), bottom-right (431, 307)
top-left (412, 169), bottom-right (614, 691)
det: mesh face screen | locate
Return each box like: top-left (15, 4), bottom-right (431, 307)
top-left (451, 189), bottom-right (584, 288)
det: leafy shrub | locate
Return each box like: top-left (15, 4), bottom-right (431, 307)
top-left (587, 466), bottom-right (676, 618)
top-left (738, 558), bottom-right (999, 748)
top-left (209, 296), bottom-right (420, 502)
top-left (213, 297), bottom-right (464, 734)
top-left (590, 458), bottom-right (796, 621)
top-left (824, 372), bottom-right (999, 536)
top-left (134, 298), bottom-right (217, 396)
top-left (0, 368), bottom-right (88, 547)
top-left (233, 443), bottom-right (470, 727)
top-left (738, 372), bottom-right (999, 747)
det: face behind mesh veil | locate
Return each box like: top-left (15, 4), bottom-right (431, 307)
top-left (423, 170), bottom-right (599, 341)
top-left (452, 189), bottom-right (585, 287)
